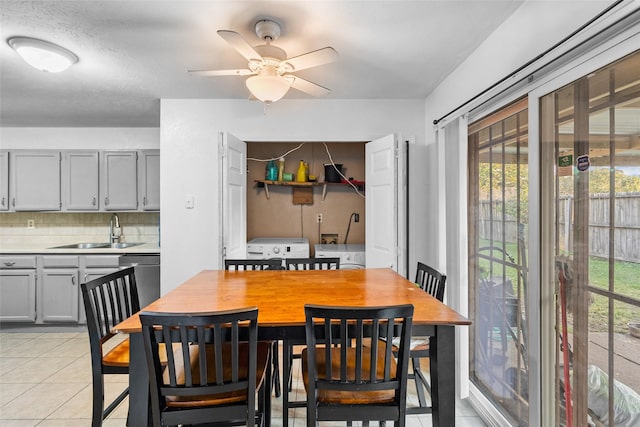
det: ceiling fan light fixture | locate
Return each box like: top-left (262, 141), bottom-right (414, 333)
top-left (246, 74), bottom-right (291, 103)
top-left (8, 36), bottom-right (78, 73)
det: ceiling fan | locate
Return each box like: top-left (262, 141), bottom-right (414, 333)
top-left (188, 19), bottom-right (338, 103)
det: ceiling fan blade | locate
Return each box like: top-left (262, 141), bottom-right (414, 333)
top-left (284, 47), bottom-right (338, 72)
top-left (289, 76), bottom-right (331, 97)
top-left (188, 69), bottom-right (253, 76)
top-left (217, 30), bottom-right (263, 62)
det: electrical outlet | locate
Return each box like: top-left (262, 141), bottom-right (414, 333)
top-left (27, 219), bottom-right (35, 229)
top-left (354, 213), bottom-right (360, 223)
top-left (316, 213), bottom-right (323, 223)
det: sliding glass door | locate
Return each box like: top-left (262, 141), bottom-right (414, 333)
top-left (540, 50), bottom-right (640, 427)
top-left (468, 99), bottom-right (530, 425)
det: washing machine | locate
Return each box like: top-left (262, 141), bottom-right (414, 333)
top-left (314, 244), bottom-right (366, 269)
top-left (247, 237), bottom-right (310, 260)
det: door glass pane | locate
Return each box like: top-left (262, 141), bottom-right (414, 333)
top-left (468, 99), bottom-right (529, 424)
top-left (541, 49), bottom-right (640, 427)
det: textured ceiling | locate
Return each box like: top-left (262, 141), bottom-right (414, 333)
top-left (0, 0), bottom-right (524, 127)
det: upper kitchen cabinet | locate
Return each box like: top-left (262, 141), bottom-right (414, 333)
top-left (0, 151), bottom-right (8, 211)
top-left (10, 151), bottom-right (61, 211)
top-left (101, 151), bottom-right (138, 210)
top-left (62, 151), bottom-right (99, 211)
top-left (140, 150), bottom-right (160, 211)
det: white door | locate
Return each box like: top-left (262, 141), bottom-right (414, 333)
top-left (366, 133), bottom-right (405, 273)
top-left (221, 132), bottom-right (247, 263)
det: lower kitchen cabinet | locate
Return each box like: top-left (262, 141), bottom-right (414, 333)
top-left (0, 252), bottom-right (155, 325)
top-left (0, 256), bottom-right (37, 323)
top-left (40, 269), bottom-right (79, 323)
top-left (0, 270), bottom-right (37, 322)
top-left (39, 256), bottom-right (80, 323)
top-left (79, 255), bottom-right (121, 324)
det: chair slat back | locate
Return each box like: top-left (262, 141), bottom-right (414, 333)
top-left (305, 304), bottom-right (413, 395)
top-left (140, 308), bottom-right (259, 411)
top-left (82, 267), bottom-right (140, 342)
top-left (285, 257), bottom-right (340, 270)
top-left (224, 259), bottom-right (283, 271)
top-left (415, 262), bottom-right (446, 302)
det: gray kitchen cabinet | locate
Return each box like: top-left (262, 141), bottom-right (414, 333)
top-left (0, 256), bottom-right (37, 323)
top-left (0, 151), bottom-right (8, 211)
top-left (102, 151), bottom-right (138, 210)
top-left (10, 151), bottom-right (61, 211)
top-left (62, 151), bottom-right (99, 210)
top-left (39, 255), bottom-right (80, 323)
top-left (79, 255), bottom-right (121, 324)
top-left (140, 150), bottom-right (160, 211)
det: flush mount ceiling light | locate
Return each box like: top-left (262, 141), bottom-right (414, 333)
top-left (7, 36), bottom-right (78, 72)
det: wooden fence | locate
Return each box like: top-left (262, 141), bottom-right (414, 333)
top-left (479, 193), bottom-right (640, 263)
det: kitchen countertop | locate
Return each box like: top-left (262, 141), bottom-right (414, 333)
top-left (0, 242), bottom-right (160, 255)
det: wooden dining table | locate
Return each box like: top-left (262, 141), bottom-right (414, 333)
top-left (114, 267), bottom-right (470, 427)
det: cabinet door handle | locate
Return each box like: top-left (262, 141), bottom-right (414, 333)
top-left (92, 197), bottom-right (97, 206)
top-left (71, 276), bottom-right (76, 285)
top-left (12, 198), bottom-right (15, 207)
top-left (143, 196), bottom-right (147, 205)
top-left (1, 197), bottom-right (4, 206)
top-left (3, 261), bottom-right (15, 266)
top-left (105, 197), bottom-right (109, 206)
top-left (84, 274), bottom-right (88, 282)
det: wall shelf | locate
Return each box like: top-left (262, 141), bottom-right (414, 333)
top-left (254, 180), bottom-right (365, 201)
top-left (254, 180), bottom-right (321, 200)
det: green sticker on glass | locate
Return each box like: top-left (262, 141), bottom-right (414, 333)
top-left (558, 155), bottom-right (573, 167)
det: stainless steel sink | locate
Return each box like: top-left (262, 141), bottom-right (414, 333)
top-left (51, 242), bottom-right (111, 249)
top-left (50, 242), bottom-right (143, 249)
top-left (109, 242), bottom-right (142, 249)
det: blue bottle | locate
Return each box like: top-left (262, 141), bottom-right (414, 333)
top-left (265, 160), bottom-right (277, 181)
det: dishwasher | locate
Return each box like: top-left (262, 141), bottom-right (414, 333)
top-left (118, 254), bottom-right (160, 308)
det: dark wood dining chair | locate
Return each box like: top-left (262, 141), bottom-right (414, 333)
top-left (281, 256), bottom-right (340, 425)
top-left (81, 267), bottom-right (140, 427)
top-left (405, 261), bottom-right (447, 414)
top-left (139, 307), bottom-right (272, 427)
top-left (284, 257), bottom-right (340, 270)
top-left (224, 258), bottom-right (283, 398)
top-left (224, 258), bottom-right (284, 271)
top-left (302, 303), bottom-right (414, 426)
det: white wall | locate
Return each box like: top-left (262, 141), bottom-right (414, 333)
top-left (0, 127), bottom-right (159, 149)
top-left (422, 0), bottom-right (613, 268)
top-left (160, 99), bottom-right (425, 292)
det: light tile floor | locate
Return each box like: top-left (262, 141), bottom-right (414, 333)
top-left (0, 332), bottom-right (487, 426)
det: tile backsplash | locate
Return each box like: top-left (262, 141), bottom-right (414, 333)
top-left (0, 212), bottom-right (160, 247)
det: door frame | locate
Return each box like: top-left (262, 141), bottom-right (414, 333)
top-left (219, 136), bottom-right (408, 276)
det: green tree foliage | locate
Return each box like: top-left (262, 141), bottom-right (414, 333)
top-left (559, 167), bottom-right (640, 195)
top-left (478, 165), bottom-right (640, 221)
top-left (478, 162), bottom-right (529, 219)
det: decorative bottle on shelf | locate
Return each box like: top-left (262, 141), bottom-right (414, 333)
top-left (304, 161), bottom-right (309, 181)
top-left (296, 160), bottom-right (306, 182)
top-left (278, 157), bottom-right (285, 182)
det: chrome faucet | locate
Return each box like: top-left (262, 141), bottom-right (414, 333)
top-left (110, 213), bottom-right (122, 244)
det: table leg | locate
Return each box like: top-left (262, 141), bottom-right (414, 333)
top-left (430, 325), bottom-right (456, 427)
top-left (282, 339), bottom-right (292, 426)
top-left (127, 332), bottom-right (151, 426)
